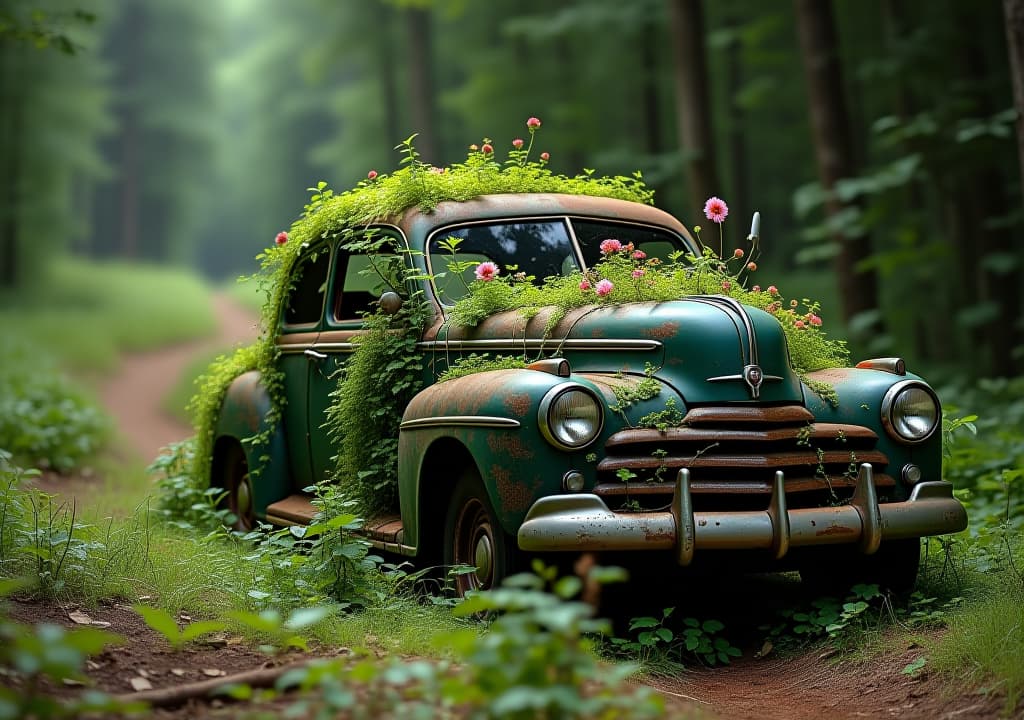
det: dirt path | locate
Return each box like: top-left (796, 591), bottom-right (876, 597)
top-left (99, 293), bottom-right (258, 464)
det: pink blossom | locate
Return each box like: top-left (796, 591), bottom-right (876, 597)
top-left (595, 279), bottom-right (614, 297)
top-left (275, 231), bottom-right (288, 246)
top-left (481, 143), bottom-right (493, 155)
top-left (579, 279), bottom-right (591, 291)
top-left (721, 281), bottom-right (731, 291)
top-left (632, 269), bottom-right (646, 278)
top-left (512, 138), bottom-right (524, 149)
top-left (367, 170), bottom-right (378, 180)
top-left (474, 261), bottom-right (499, 282)
top-left (790, 299), bottom-right (798, 308)
top-left (632, 250), bottom-right (647, 260)
top-left (747, 262), bottom-right (757, 271)
top-left (767, 302), bottom-right (781, 313)
top-left (527, 117), bottom-right (542, 129)
top-left (768, 285), bottom-right (779, 296)
top-left (808, 314), bottom-right (823, 327)
top-left (795, 320), bottom-right (806, 329)
top-left (704, 196), bottom-right (729, 224)
top-left (733, 248), bottom-right (744, 259)
top-left (599, 238), bottom-right (623, 255)
top-left (752, 285), bottom-right (761, 293)
top-left (540, 151), bottom-right (550, 161)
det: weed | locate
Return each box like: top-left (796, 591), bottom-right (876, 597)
top-left (132, 605), bottom-right (226, 651)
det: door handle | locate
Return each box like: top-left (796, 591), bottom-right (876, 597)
top-left (304, 349), bottom-right (328, 361)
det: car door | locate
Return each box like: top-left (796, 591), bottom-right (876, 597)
top-left (276, 245), bottom-right (331, 489)
top-left (307, 234), bottom-right (403, 484)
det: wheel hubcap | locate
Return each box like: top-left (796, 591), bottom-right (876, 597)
top-left (456, 499), bottom-right (495, 592)
top-left (474, 532), bottom-right (493, 584)
top-left (235, 474), bottom-right (252, 517)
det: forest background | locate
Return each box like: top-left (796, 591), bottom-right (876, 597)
top-left (1, 0), bottom-right (1022, 379)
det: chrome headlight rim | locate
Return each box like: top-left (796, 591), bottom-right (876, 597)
top-left (880, 380), bottom-right (941, 444)
top-left (538, 384), bottom-right (604, 451)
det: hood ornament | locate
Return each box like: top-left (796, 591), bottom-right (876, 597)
top-left (743, 364), bottom-right (764, 399)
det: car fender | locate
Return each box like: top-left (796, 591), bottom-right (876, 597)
top-left (214, 370), bottom-right (290, 518)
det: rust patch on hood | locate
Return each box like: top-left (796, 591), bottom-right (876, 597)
top-left (644, 321), bottom-right (680, 340)
top-left (503, 392), bottom-right (532, 417)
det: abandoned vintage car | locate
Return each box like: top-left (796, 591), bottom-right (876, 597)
top-left (208, 189), bottom-right (967, 595)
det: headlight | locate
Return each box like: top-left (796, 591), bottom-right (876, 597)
top-left (538, 385), bottom-right (603, 450)
top-left (881, 381), bottom-right (940, 443)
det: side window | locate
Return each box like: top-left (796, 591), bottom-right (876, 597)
top-left (284, 250), bottom-right (330, 326)
top-left (332, 251), bottom-right (397, 321)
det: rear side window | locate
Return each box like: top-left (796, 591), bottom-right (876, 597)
top-left (428, 220), bottom-right (576, 304)
top-left (284, 249), bottom-right (330, 326)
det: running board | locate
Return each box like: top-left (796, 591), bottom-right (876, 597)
top-left (264, 496), bottom-right (415, 557)
top-left (265, 495), bottom-right (317, 526)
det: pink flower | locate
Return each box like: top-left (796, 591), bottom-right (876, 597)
top-left (704, 196), bottom-right (729, 224)
top-left (632, 269), bottom-right (646, 278)
top-left (767, 285), bottom-right (778, 296)
top-left (474, 261), bottom-right (499, 281)
top-left (367, 170), bottom-right (378, 180)
top-left (721, 281), bottom-right (731, 291)
top-left (808, 314), bottom-right (823, 327)
top-left (599, 238), bottom-right (623, 255)
top-left (512, 138), bottom-right (524, 149)
top-left (733, 248), bottom-right (744, 259)
top-left (767, 302), bottom-right (781, 313)
top-left (747, 262), bottom-right (757, 271)
top-left (595, 279), bottom-right (614, 297)
top-left (632, 250), bottom-right (646, 260)
top-left (752, 285), bottom-right (761, 293)
top-left (540, 151), bottom-right (550, 161)
top-left (430, 166), bottom-right (445, 174)
top-left (579, 279), bottom-right (591, 291)
top-left (527, 117), bottom-right (542, 129)
top-left (481, 143), bottom-right (493, 155)
top-left (795, 320), bottom-right (806, 329)
top-left (275, 231), bottom-right (288, 246)
top-left (790, 299), bottom-right (798, 308)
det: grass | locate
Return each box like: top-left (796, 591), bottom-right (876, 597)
top-left (0, 256), bottom-right (216, 374)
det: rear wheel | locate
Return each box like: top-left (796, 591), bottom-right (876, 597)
top-left (218, 441), bottom-right (254, 532)
top-left (799, 538), bottom-right (921, 595)
top-left (444, 468), bottom-right (519, 597)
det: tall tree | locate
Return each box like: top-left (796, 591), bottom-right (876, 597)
top-left (1005, 0), bottom-right (1024, 212)
top-left (668, 0), bottom-right (723, 214)
top-left (406, 6), bottom-right (438, 164)
top-left (794, 0), bottom-right (880, 332)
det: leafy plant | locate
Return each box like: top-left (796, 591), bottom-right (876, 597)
top-left (679, 617), bottom-right (743, 665)
top-left (226, 605), bottom-right (334, 654)
top-left (762, 583), bottom-right (885, 645)
top-left (132, 605), bottom-right (226, 651)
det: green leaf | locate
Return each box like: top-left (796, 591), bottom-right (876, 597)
top-left (285, 606), bottom-right (332, 631)
top-left (133, 606), bottom-right (181, 646)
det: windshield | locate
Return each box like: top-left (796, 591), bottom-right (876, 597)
top-left (427, 217), bottom-right (690, 305)
top-left (428, 220), bottom-right (577, 304)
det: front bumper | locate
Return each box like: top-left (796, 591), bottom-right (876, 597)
top-left (517, 464), bottom-right (967, 565)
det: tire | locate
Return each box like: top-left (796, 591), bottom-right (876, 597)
top-left (799, 538), bottom-right (921, 595)
top-left (218, 441), bottom-right (254, 532)
top-left (443, 468), bottom-right (519, 597)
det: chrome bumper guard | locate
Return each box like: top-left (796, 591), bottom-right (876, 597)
top-left (517, 464), bottom-right (968, 565)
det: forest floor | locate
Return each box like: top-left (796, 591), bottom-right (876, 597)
top-left (19, 294), bottom-right (1010, 719)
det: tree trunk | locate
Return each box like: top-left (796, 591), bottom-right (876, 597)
top-left (1005, 0), bottom-right (1024, 211)
top-left (794, 0), bottom-right (881, 333)
top-left (0, 46), bottom-right (21, 288)
top-left (725, 21), bottom-right (748, 241)
top-left (668, 0), bottom-right (722, 216)
top-left (375, 1), bottom-right (400, 146)
top-left (406, 7), bottom-right (438, 164)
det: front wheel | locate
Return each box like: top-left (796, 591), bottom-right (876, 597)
top-left (443, 469), bottom-right (519, 597)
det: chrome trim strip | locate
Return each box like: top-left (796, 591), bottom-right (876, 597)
top-left (420, 339), bottom-right (662, 352)
top-left (314, 343), bottom-right (357, 353)
top-left (706, 373), bottom-right (783, 383)
top-left (277, 344), bottom-right (312, 355)
top-left (400, 416), bottom-right (522, 430)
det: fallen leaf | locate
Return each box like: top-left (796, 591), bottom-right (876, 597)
top-left (130, 677), bottom-right (153, 692)
top-left (171, 669), bottom-right (186, 677)
top-left (179, 614), bottom-right (193, 622)
top-left (202, 669), bottom-right (226, 677)
top-left (754, 640), bottom-right (773, 659)
top-left (86, 661), bottom-right (101, 671)
top-left (63, 678), bottom-right (84, 687)
top-left (137, 595), bottom-right (153, 602)
top-left (200, 635), bottom-right (228, 648)
top-left (68, 611), bottom-right (93, 625)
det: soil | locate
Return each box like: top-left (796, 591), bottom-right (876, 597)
top-left (11, 292), bottom-right (1019, 718)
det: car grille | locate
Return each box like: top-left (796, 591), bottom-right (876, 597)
top-left (594, 404), bottom-right (893, 512)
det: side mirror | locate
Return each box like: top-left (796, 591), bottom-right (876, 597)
top-left (747, 211), bottom-right (760, 243)
top-left (379, 291), bottom-right (403, 315)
